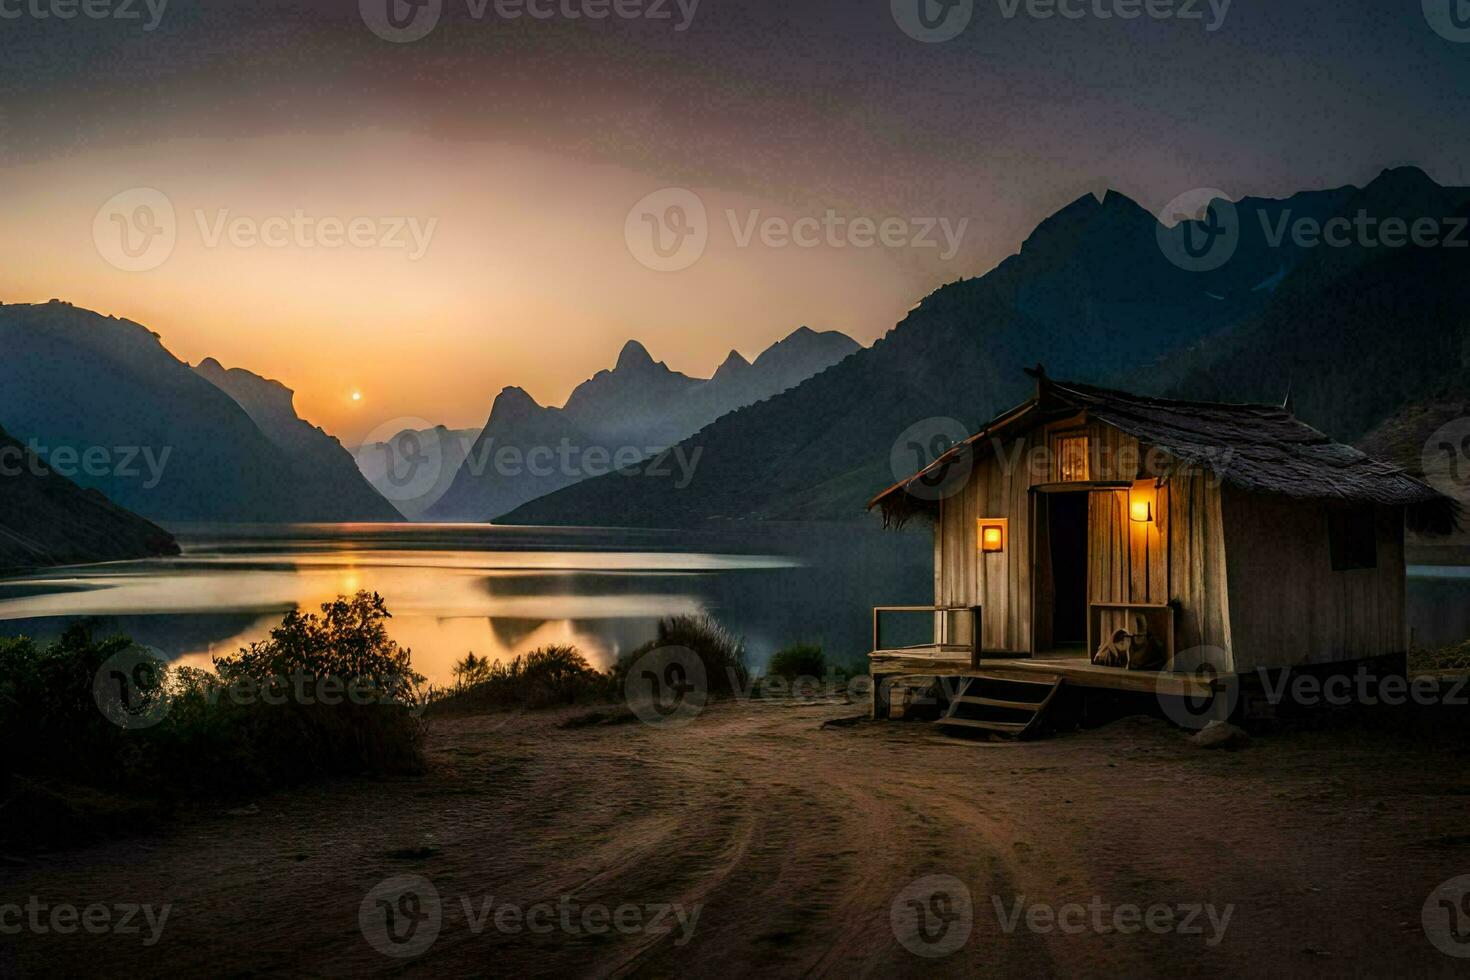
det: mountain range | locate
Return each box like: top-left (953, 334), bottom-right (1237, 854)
top-left (0, 421), bottom-right (178, 569)
top-left (192, 357), bottom-right (399, 522)
top-left (0, 301), bottom-right (398, 525)
top-left (502, 167), bottom-right (1470, 528)
top-left (421, 327), bottom-right (859, 522)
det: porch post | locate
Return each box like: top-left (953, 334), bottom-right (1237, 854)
top-left (970, 605), bottom-right (983, 669)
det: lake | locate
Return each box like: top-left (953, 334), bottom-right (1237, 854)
top-left (0, 523), bottom-right (1464, 687)
top-left (0, 523), bottom-right (934, 687)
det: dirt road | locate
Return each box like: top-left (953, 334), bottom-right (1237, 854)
top-left (4, 700), bottom-right (1470, 977)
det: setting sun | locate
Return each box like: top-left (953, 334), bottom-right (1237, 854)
top-left (351, 391), bottom-right (362, 402)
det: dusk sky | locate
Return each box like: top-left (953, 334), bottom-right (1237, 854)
top-left (2, 0), bottom-right (1467, 440)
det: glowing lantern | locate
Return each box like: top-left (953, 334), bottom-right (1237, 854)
top-left (1129, 481), bottom-right (1156, 524)
top-left (979, 520), bottom-right (1006, 553)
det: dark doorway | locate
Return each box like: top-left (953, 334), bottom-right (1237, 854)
top-left (1048, 492), bottom-right (1089, 646)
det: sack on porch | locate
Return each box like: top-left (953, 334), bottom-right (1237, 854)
top-left (1092, 613), bottom-right (1164, 671)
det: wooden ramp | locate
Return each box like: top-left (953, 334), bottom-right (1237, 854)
top-left (938, 673), bottom-right (1065, 739)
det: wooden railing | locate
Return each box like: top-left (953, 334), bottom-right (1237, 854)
top-left (871, 605), bottom-right (983, 668)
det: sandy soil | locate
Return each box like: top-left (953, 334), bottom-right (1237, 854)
top-left (4, 699), bottom-right (1470, 978)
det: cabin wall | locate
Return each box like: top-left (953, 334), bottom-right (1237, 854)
top-left (934, 428), bottom-right (1038, 653)
top-left (934, 416), bottom-right (1233, 667)
top-left (1221, 488), bottom-right (1406, 671)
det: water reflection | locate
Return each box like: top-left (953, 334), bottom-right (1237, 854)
top-left (0, 523), bottom-right (932, 688)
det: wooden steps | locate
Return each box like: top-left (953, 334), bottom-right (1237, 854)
top-left (938, 674), bottom-right (1064, 739)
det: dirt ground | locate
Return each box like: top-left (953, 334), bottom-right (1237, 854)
top-left (4, 698), bottom-right (1470, 978)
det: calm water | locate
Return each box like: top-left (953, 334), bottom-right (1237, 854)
top-left (0, 525), bottom-right (1464, 687)
top-left (0, 523), bottom-right (933, 687)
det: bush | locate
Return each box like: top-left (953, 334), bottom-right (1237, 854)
top-left (1411, 639), bottom-right (1470, 673)
top-left (614, 614), bottom-right (750, 697)
top-left (767, 644), bottom-right (826, 680)
top-left (0, 592), bottom-right (428, 847)
top-left (434, 645), bottom-right (614, 713)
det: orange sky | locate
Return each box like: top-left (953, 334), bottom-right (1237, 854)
top-left (0, 131), bottom-right (980, 444)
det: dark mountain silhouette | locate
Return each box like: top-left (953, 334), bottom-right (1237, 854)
top-left (425, 327), bottom-right (858, 521)
top-left (502, 169), bottom-right (1466, 527)
top-left (0, 421), bottom-right (178, 569)
top-left (0, 301), bottom-right (398, 524)
top-left (351, 424), bottom-right (480, 520)
top-left (193, 358), bottom-right (400, 522)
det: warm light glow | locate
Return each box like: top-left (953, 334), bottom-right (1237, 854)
top-left (352, 391), bottom-right (362, 402)
top-left (1129, 480), bottom-right (1157, 524)
top-left (978, 520), bottom-right (1006, 553)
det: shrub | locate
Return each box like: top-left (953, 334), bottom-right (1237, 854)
top-left (767, 644), bottom-right (826, 680)
top-left (0, 592), bottom-right (428, 847)
top-left (433, 645), bottom-right (614, 713)
top-left (614, 614), bottom-right (750, 697)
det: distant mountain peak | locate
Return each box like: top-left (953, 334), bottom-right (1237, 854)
top-left (1370, 165), bottom-right (1437, 191)
top-left (615, 339), bottom-right (657, 372)
top-left (493, 385), bottom-right (543, 412)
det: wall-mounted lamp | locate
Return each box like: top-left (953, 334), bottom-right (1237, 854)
top-left (978, 519), bottom-right (1007, 553)
top-left (1129, 481), bottom-right (1156, 524)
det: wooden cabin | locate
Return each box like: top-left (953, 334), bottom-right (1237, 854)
top-left (867, 368), bottom-right (1458, 735)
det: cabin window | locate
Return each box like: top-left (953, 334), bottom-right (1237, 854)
top-left (1053, 433), bottom-right (1090, 483)
top-left (1327, 505), bottom-right (1378, 571)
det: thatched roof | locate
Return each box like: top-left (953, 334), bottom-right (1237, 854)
top-left (870, 369), bottom-right (1460, 535)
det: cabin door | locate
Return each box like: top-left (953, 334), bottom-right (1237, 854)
top-left (1033, 490), bottom-right (1089, 653)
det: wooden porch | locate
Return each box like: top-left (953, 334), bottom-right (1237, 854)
top-left (869, 649), bottom-right (1216, 699)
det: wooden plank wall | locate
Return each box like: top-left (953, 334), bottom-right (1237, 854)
top-left (1221, 488), bottom-right (1405, 670)
top-left (935, 417), bottom-right (1234, 666)
top-left (935, 428), bottom-right (1037, 653)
